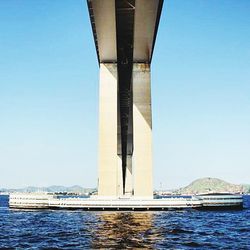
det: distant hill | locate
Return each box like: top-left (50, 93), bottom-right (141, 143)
top-left (243, 184), bottom-right (250, 194)
top-left (0, 185), bottom-right (96, 194)
top-left (177, 177), bottom-right (243, 195)
top-left (1, 178), bottom-right (249, 195)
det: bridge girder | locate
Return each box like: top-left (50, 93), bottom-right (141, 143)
top-left (87, 0), bottom-right (163, 63)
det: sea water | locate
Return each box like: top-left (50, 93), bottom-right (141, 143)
top-left (0, 195), bottom-right (249, 249)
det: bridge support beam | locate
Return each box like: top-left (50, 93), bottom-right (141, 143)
top-left (88, 0), bottom-right (163, 199)
top-left (133, 63), bottom-right (153, 198)
top-left (98, 63), bottom-right (123, 197)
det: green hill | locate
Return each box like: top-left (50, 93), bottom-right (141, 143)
top-left (177, 177), bottom-right (243, 195)
top-left (243, 184), bottom-right (250, 193)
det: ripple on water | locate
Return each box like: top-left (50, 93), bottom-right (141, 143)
top-left (0, 195), bottom-right (250, 249)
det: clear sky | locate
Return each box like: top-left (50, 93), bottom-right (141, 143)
top-left (0, 0), bottom-right (249, 189)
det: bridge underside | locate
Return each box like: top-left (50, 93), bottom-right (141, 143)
top-left (87, 0), bottom-right (163, 198)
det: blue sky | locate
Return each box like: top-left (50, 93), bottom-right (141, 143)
top-left (0, 0), bottom-right (249, 189)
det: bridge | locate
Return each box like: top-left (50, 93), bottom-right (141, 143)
top-left (7, 1), bottom-right (244, 211)
top-left (87, 0), bottom-right (163, 198)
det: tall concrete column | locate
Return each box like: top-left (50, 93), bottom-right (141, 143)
top-left (133, 63), bottom-right (153, 198)
top-left (98, 63), bottom-right (122, 197)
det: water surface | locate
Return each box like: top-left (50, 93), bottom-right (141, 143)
top-left (0, 195), bottom-right (249, 249)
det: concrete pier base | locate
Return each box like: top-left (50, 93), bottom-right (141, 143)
top-left (9, 193), bottom-right (244, 211)
top-left (8, 193), bottom-right (202, 210)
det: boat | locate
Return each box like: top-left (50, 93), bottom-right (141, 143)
top-left (195, 193), bottom-right (243, 210)
top-left (9, 193), bottom-right (56, 209)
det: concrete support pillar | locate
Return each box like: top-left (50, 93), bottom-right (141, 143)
top-left (133, 63), bottom-right (153, 198)
top-left (98, 63), bottom-right (122, 197)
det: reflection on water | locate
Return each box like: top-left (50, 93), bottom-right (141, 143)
top-left (1, 195), bottom-right (250, 249)
top-left (91, 212), bottom-right (161, 249)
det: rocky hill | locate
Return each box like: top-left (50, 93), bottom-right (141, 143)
top-left (243, 184), bottom-right (250, 194)
top-left (177, 177), bottom-right (243, 195)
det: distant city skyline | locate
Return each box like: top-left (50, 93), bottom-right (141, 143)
top-left (0, 0), bottom-right (249, 189)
